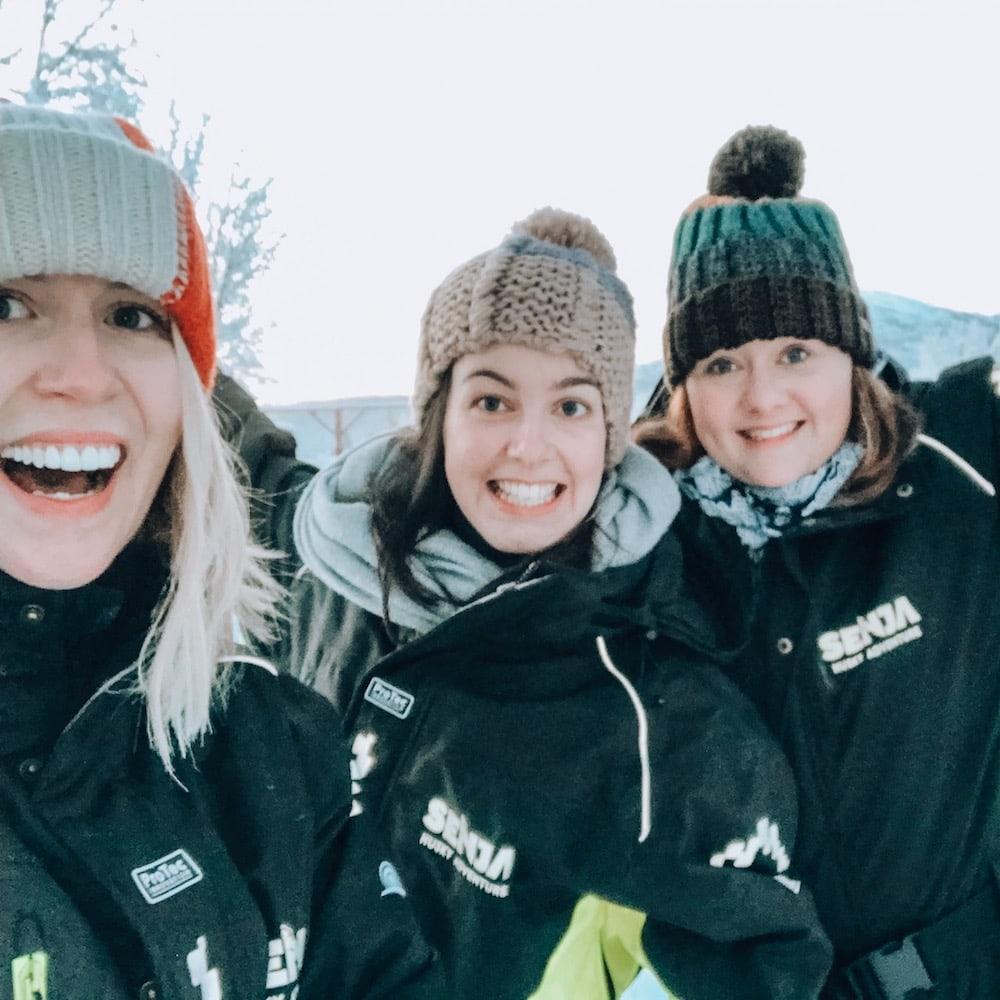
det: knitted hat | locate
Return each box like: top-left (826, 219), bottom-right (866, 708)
top-left (664, 124), bottom-right (874, 387)
top-left (0, 103), bottom-right (216, 386)
top-left (415, 207), bottom-right (636, 466)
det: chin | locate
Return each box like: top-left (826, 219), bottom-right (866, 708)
top-left (482, 525), bottom-right (564, 556)
top-left (0, 548), bottom-right (118, 591)
top-left (745, 471), bottom-right (800, 489)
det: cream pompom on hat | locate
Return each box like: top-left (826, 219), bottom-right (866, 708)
top-left (414, 208), bottom-right (636, 467)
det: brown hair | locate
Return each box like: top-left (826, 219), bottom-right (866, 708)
top-left (633, 366), bottom-right (921, 506)
top-left (369, 370), bottom-right (455, 616)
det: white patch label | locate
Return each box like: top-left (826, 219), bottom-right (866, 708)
top-left (364, 677), bottom-right (414, 719)
top-left (132, 848), bottom-right (204, 905)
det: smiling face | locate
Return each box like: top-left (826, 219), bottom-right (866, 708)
top-left (685, 338), bottom-right (853, 487)
top-left (0, 274), bottom-right (182, 589)
top-left (443, 344), bottom-right (607, 554)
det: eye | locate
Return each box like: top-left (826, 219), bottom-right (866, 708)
top-left (0, 292), bottom-right (31, 322)
top-left (782, 344), bottom-right (810, 365)
top-left (474, 394), bottom-right (509, 414)
top-left (702, 355), bottom-right (735, 376)
top-left (109, 303), bottom-right (169, 336)
top-left (557, 399), bottom-right (590, 417)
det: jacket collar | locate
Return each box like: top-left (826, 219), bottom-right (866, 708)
top-left (0, 543), bottom-right (168, 757)
top-left (350, 533), bottom-right (742, 706)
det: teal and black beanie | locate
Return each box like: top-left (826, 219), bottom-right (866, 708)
top-left (664, 124), bottom-right (875, 386)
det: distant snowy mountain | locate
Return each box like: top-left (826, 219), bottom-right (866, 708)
top-left (632, 292), bottom-right (1000, 418)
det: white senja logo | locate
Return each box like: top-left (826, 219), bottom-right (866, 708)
top-left (817, 594), bottom-right (923, 675)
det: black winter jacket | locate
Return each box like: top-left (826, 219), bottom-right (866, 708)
top-left (674, 358), bottom-right (1000, 994)
top-left (278, 543), bottom-right (834, 998)
top-left (0, 548), bottom-right (439, 999)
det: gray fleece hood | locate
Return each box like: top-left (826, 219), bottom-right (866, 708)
top-left (293, 433), bottom-right (681, 635)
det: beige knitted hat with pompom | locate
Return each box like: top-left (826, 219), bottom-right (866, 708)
top-left (414, 207), bottom-right (636, 466)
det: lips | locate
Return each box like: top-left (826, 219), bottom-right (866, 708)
top-left (739, 421), bottom-right (803, 443)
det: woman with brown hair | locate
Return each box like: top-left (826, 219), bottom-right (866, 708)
top-left (636, 124), bottom-right (1000, 999)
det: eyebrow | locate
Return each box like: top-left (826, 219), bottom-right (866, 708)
top-left (553, 375), bottom-right (600, 391)
top-left (463, 370), bottom-right (601, 392)
top-left (464, 368), bottom-right (514, 388)
top-left (20, 275), bottom-right (133, 292)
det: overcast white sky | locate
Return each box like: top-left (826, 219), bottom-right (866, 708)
top-left (2, 0), bottom-right (998, 403)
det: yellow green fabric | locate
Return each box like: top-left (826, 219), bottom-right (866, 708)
top-left (528, 896), bottom-right (675, 1000)
top-left (11, 951), bottom-right (48, 1000)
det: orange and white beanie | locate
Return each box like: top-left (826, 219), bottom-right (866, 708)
top-left (0, 103), bottom-right (216, 386)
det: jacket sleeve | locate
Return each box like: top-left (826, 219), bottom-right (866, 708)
top-left (907, 357), bottom-right (1000, 506)
top-left (280, 676), bottom-right (444, 999)
top-left (212, 372), bottom-right (317, 562)
top-left (585, 650), bottom-right (832, 1000)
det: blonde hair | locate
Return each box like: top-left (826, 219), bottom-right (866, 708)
top-left (633, 366), bottom-right (921, 506)
top-left (133, 329), bottom-right (282, 774)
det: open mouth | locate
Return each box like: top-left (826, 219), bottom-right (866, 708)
top-left (489, 480), bottom-right (564, 509)
top-left (0, 443), bottom-right (124, 501)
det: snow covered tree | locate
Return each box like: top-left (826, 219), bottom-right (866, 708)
top-left (1, 0), bottom-right (144, 117)
top-left (0, 0), bottom-right (277, 382)
top-left (165, 103), bottom-right (278, 381)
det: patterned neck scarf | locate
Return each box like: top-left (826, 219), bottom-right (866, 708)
top-left (676, 442), bottom-right (863, 552)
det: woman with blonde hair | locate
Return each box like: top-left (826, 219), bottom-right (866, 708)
top-left (0, 103), bottom-right (437, 998)
top-left (636, 124), bottom-right (1000, 999)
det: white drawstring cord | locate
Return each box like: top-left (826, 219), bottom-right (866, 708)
top-left (218, 653), bottom-right (279, 676)
top-left (917, 433), bottom-right (996, 497)
top-left (596, 635), bottom-right (652, 844)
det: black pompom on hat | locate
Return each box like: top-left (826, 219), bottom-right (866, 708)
top-left (708, 124), bottom-right (805, 200)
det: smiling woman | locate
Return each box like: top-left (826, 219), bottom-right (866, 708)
top-left (0, 103), bottom-right (439, 999)
top-left (635, 124), bottom-right (1000, 998)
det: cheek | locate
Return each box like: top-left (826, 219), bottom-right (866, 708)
top-left (686, 384), bottom-right (726, 447)
top-left (442, 411), bottom-right (483, 503)
top-left (815, 378), bottom-right (853, 444)
top-left (152, 384), bottom-right (183, 458)
top-left (571, 427), bottom-right (607, 504)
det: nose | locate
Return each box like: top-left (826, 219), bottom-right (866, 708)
top-left (505, 410), bottom-right (552, 464)
top-left (33, 322), bottom-right (121, 403)
top-left (741, 364), bottom-right (786, 413)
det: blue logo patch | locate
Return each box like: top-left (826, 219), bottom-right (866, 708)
top-left (379, 861), bottom-right (406, 898)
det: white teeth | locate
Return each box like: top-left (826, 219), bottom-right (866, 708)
top-left (745, 423), bottom-right (797, 441)
top-left (32, 489), bottom-right (97, 501)
top-left (1, 443), bottom-right (121, 471)
top-left (494, 480), bottom-right (558, 507)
